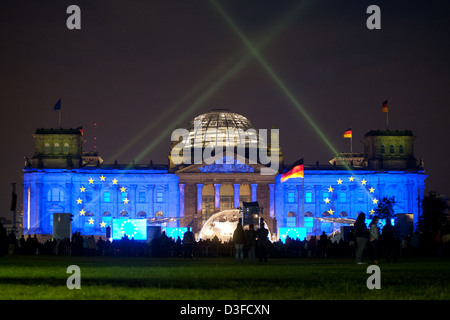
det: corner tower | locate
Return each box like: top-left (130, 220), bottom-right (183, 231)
top-left (30, 127), bottom-right (85, 169)
top-left (363, 130), bottom-right (417, 170)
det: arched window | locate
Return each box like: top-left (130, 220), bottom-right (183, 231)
top-left (137, 211), bottom-right (147, 218)
top-left (155, 211), bottom-right (164, 217)
top-left (380, 145), bottom-right (385, 154)
top-left (44, 143), bottom-right (51, 154)
top-left (399, 145), bottom-right (404, 154)
top-left (390, 145), bottom-right (395, 154)
top-left (120, 211), bottom-right (129, 217)
top-left (63, 143), bottom-right (70, 154)
top-left (54, 142), bottom-right (60, 153)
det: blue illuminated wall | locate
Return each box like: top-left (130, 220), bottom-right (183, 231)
top-left (275, 169), bottom-right (426, 235)
top-left (22, 165), bottom-right (426, 238)
top-left (22, 167), bottom-right (180, 236)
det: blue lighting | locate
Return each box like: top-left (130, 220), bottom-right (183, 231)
top-left (165, 227), bottom-right (187, 240)
top-left (278, 227), bottom-right (307, 243)
top-left (112, 219), bottom-right (147, 240)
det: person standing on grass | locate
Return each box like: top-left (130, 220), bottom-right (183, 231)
top-left (233, 219), bottom-right (245, 263)
top-left (183, 227), bottom-right (195, 259)
top-left (246, 224), bottom-right (257, 263)
top-left (257, 220), bottom-right (269, 262)
top-left (382, 218), bottom-right (397, 263)
top-left (368, 216), bottom-right (380, 264)
top-left (354, 212), bottom-right (369, 264)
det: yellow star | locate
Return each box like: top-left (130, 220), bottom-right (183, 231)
top-left (80, 186), bottom-right (86, 192)
top-left (100, 175), bottom-right (106, 181)
top-left (324, 197), bottom-right (331, 204)
top-left (76, 198), bottom-right (82, 204)
top-left (369, 209), bottom-right (375, 215)
top-left (100, 222), bottom-right (107, 228)
top-left (120, 186), bottom-right (127, 193)
top-left (372, 198), bottom-right (379, 205)
top-left (112, 178), bottom-right (118, 185)
top-left (328, 209), bottom-right (335, 215)
top-left (361, 179), bottom-right (367, 185)
top-left (88, 177), bottom-right (94, 184)
top-left (349, 176), bottom-right (355, 182)
top-left (123, 198), bottom-right (130, 204)
top-left (79, 209), bottom-right (86, 216)
top-left (328, 186), bottom-right (334, 193)
top-left (88, 217), bottom-right (94, 225)
top-left (369, 187), bottom-right (375, 193)
top-left (337, 178), bottom-right (343, 185)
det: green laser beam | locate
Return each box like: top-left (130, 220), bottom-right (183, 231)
top-left (209, 0), bottom-right (338, 157)
top-left (209, 0), bottom-right (381, 202)
top-left (104, 50), bottom-right (243, 164)
top-left (128, 0), bottom-right (314, 165)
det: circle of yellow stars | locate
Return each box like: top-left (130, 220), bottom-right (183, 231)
top-left (76, 175), bottom-right (130, 228)
top-left (324, 176), bottom-right (379, 216)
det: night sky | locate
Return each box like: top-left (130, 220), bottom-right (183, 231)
top-left (1, 0), bottom-right (449, 222)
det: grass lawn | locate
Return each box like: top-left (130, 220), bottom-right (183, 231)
top-left (0, 255), bottom-right (449, 300)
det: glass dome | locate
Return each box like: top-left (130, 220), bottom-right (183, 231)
top-left (198, 209), bottom-right (271, 243)
top-left (185, 109), bottom-right (262, 149)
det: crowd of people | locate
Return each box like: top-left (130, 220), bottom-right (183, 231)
top-left (1, 218), bottom-right (449, 261)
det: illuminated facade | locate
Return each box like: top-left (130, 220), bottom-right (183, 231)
top-left (22, 110), bottom-right (427, 240)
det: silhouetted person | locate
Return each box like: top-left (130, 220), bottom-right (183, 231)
top-left (245, 224), bottom-right (257, 263)
top-left (354, 212), bottom-right (369, 264)
top-left (0, 222), bottom-right (6, 257)
top-left (368, 216), bottom-right (380, 264)
top-left (183, 227), bottom-right (195, 259)
top-left (382, 218), bottom-right (397, 263)
top-left (257, 221), bottom-right (269, 262)
top-left (233, 219), bottom-right (245, 263)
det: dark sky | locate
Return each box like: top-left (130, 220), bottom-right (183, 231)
top-left (1, 0), bottom-right (449, 222)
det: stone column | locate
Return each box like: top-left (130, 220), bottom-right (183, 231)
top-left (214, 183), bottom-right (221, 211)
top-left (251, 183), bottom-right (258, 202)
top-left (179, 183), bottom-right (185, 218)
top-left (197, 183), bottom-right (203, 215)
top-left (269, 183), bottom-right (275, 219)
top-left (233, 184), bottom-right (240, 208)
top-left (148, 185), bottom-right (155, 217)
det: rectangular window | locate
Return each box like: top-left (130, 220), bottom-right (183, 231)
top-left (339, 192), bottom-right (347, 203)
top-left (323, 192), bottom-right (329, 202)
top-left (104, 192), bottom-right (111, 202)
top-left (139, 191), bottom-right (146, 203)
top-left (287, 192), bottom-right (295, 203)
top-left (305, 192), bottom-right (313, 203)
top-left (121, 192), bottom-right (128, 202)
top-left (156, 192), bottom-right (164, 203)
top-left (286, 216), bottom-right (296, 227)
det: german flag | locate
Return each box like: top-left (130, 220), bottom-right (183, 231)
top-left (343, 128), bottom-right (352, 138)
top-left (281, 159), bottom-right (304, 182)
top-left (381, 100), bottom-right (388, 112)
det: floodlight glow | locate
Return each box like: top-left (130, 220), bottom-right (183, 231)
top-left (112, 219), bottom-right (147, 240)
top-left (278, 227), bottom-right (307, 243)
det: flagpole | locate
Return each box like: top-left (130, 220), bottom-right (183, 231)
top-left (350, 125), bottom-right (353, 153)
top-left (302, 175), bottom-right (305, 228)
top-left (386, 110), bottom-right (389, 130)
